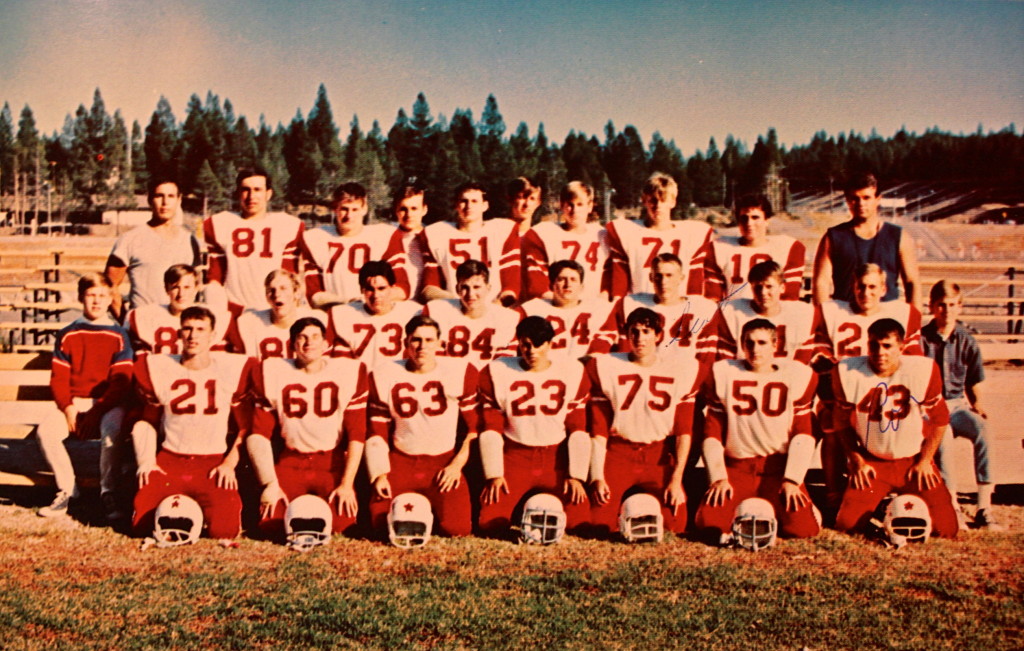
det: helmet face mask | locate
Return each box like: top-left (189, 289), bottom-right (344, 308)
top-left (731, 498), bottom-right (777, 551)
top-left (520, 493), bottom-right (566, 545)
top-left (388, 493), bottom-right (434, 549)
top-left (884, 495), bottom-right (932, 548)
top-left (618, 493), bottom-right (664, 543)
top-left (154, 494), bottom-right (203, 548)
top-left (285, 495), bottom-right (333, 552)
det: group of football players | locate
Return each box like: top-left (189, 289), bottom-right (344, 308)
top-left (33, 165), bottom-right (995, 551)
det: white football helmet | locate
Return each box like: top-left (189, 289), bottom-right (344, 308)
top-left (520, 493), bottom-right (566, 545)
top-left (732, 497), bottom-right (777, 551)
top-left (388, 493), bottom-right (433, 549)
top-left (884, 494), bottom-right (932, 548)
top-left (153, 494), bottom-right (203, 548)
top-left (618, 493), bottom-right (664, 543)
top-left (285, 495), bottom-right (333, 552)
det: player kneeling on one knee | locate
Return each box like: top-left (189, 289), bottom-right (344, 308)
top-left (477, 316), bottom-right (592, 539)
top-left (248, 317), bottom-right (367, 542)
top-left (366, 315), bottom-right (477, 542)
top-left (829, 318), bottom-right (958, 539)
top-left (695, 319), bottom-right (821, 545)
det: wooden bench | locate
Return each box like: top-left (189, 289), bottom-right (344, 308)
top-left (0, 300), bottom-right (80, 322)
top-left (20, 281), bottom-right (77, 302)
top-left (37, 264), bottom-right (105, 284)
top-left (0, 322), bottom-right (65, 349)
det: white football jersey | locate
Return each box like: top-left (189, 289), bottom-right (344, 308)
top-left (369, 357), bottom-right (479, 456)
top-left (479, 357), bottom-right (588, 447)
top-left (706, 235), bottom-right (806, 301)
top-left (520, 297), bottom-right (615, 362)
top-left (328, 300), bottom-right (422, 367)
top-left (712, 298), bottom-right (817, 365)
top-left (233, 307), bottom-right (328, 360)
top-left (127, 303), bottom-right (232, 355)
top-left (814, 300), bottom-right (923, 361)
top-left (423, 299), bottom-right (519, 362)
top-left (587, 352), bottom-right (704, 444)
top-left (421, 219), bottom-right (521, 301)
top-left (609, 293), bottom-right (718, 362)
top-left (203, 211), bottom-right (304, 309)
top-left (300, 223), bottom-right (409, 303)
top-left (136, 351), bottom-right (252, 456)
top-left (705, 359), bottom-right (817, 459)
top-left (522, 222), bottom-right (609, 300)
top-left (398, 228), bottom-right (428, 301)
top-left (253, 356), bottom-right (368, 453)
top-left (833, 355), bottom-right (948, 460)
top-left (604, 218), bottom-right (713, 297)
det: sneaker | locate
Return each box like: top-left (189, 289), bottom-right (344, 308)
top-left (974, 508), bottom-right (1004, 531)
top-left (101, 491), bottom-right (124, 522)
top-left (38, 490), bottom-right (74, 518)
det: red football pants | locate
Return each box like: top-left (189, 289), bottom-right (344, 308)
top-left (589, 438), bottom-right (686, 535)
top-left (133, 450), bottom-right (242, 540)
top-left (694, 453), bottom-right (819, 539)
top-left (835, 455), bottom-right (958, 539)
top-left (368, 449), bottom-right (472, 537)
top-left (261, 448), bottom-right (356, 535)
top-left (478, 439), bottom-right (589, 535)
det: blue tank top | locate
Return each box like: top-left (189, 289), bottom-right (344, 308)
top-left (827, 221), bottom-right (902, 302)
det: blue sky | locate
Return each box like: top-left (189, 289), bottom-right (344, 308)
top-left (1, 0), bottom-right (1021, 155)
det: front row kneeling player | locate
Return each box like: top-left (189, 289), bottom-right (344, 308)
top-left (829, 318), bottom-right (958, 539)
top-left (366, 315), bottom-right (477, 541)
top-left (248, 317), bottom-right (367, 540)
top-left (477, 316), bottom-right (592, 538)
top-left (587, 307), bottom-right (705, 537)
top-left (132, 306), bottom-right (255, 543)
top-left (695, 319), bottom-right (821, 545)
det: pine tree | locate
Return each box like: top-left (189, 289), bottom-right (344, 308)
top-left (307, 84), bottom-right (343, 196)
top-left (282, 110), bottom-right (321, 205)
top-left (0, 103), bottom-right (14, 196)
top-left (144, 96), bottom-right (178, 182)
top-left (131, 120), bottom-right (146, 193)
top-left (478, 95), bottom-right (512, 191)
top-left (450, 108), bottom-right (482, 183)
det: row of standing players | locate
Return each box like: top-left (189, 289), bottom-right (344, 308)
top-left (37, 168), bottom-right (984, 546)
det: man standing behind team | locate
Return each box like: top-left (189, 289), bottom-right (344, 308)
top-left (204, 167), bottom-right (304, 311)
top-left (105, 176), bottom-right (200, 317)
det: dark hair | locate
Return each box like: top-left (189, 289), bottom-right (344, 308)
top-left (748, 260), bottom-right (783, 285)
top-left (735, 193), bottom-right (774, 220)
top-left (549, 259), bottom-right (585, 285)
top-left (625, 307), bottom-right (664, 335)
top-left (929, 280), bottom-right (963, 304)
top-left (163, 264), bottom-right (198, 287)
top-left (508, 176), bottom-right (540, 199)
top-left (652, 252), bottom-right (683, 269)
top-left (455, 259), bottom-right (490, 285)
top-left (516, 315), bottom-right (555, 346)
top-left (843, 172), bottom-right (879, 198)
top-left (180, 305), bottom-right (216, 329)
top-left (392, 181), bottom-right (427, 209)
top-left (740, 317), bottom-right (778, 342)
top-left (147, 175), bottom-right (180, 200)
top-left (289, 316), bottom-right (327, 343)
top-left (455, 181), bottom-right (489, 203)
top-left (359, 261), bottom-right (396, 290)
top-left (235, 166), bottom-right (272, 192)
top-left (405, 314), bottom-right (441, 337)
top-left (332, 182), bottom-right (368, 205)
top-left (867, 317), bottom-right (905, 342)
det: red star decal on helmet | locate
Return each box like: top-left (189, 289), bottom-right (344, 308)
top-left (403, 502), bottom-right (415, 512)
top-left (171, 497), bottom-right (180, 508)
top-left (904, 501), bottom-right (916, 511)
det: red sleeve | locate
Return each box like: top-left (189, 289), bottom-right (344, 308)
top-left (460, 364), bottom-right (481, 435)
top-left (783, 240), bottom-right (807, 300)
top-left (342, 363), bottom-right (369, 443)
top-left (687, 227), bottom-right (713, 297)
top-left (498, 222), bottom-right (522, 299)
top-left (922, 360), bottom-right (950, 427)
top-left (521, 229), bottom-right (549, 300)
top-left (673, 360), bottom-right (708, 438)
top-left (704, 245), bottom-right (725, 301)
top-left (604, 221), bottom-right (630, 299)
top-left (564, 369), bottom-right (590, 433)
top-left (384, 229), bottom-right (412, 300)
top-left (367, 373), bottom-right (392, 442)
top-left (478, 365), bottom-right (505, 434)
top-left (299, 236), bottom-right (325, 304)
top-left (793, 315), bottom-right (818, 366)
top-left (95, 359), bottom-right (133, 413)
top-left (420, 232), bottom-right (444, 291)
top-left (585, 357), bottom-right (613, 439)
top-left (789, 372), bottom-right (818, 437)
top-left (281, 221), bottom-right (304, 273)
top-left (133, 354), bottom-right (162, 427)
top-left (224, 314), bottom-right (244, 354)
top-left (903, 306), bottom-right (923, 355)
top-left (811, 305), bottom-right (833, 361)
top-left (50, 356), bottom-right (73, 411)
top-left (203, 217), bottom-right (225, 285)
top-left (250, 362), bottom-right (277, 439)
top-left (712, 309), bottom-right (737, 361)
top-left (229, 357), bottom-right (257, 436)
top-left (703, 372), bottom-right (726, 443)
top-left (589, 300), bottom-right (620, 354)
top-left (694, 311), bottom-right (721, 366)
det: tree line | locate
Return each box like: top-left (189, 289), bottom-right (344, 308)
top-left (1, 85), bottom-right (1021, 223)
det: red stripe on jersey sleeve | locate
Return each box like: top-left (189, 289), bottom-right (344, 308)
top-left (903, 307), bottom-right (924, 355)
top-left (498, 224), bottom-right (522, 299)
top-left (686, 228), bottom-right (713, 297)
top-left (367, 374), bottom-right (393, 441)
top-left (460, 363), bottom-right (481, 435)
top-left (342, 363), bottom-right (369, 443)
top-left (477, 365), bottom-right (506, 434)
top-left (585, 358), bottom-right (613, 438)
top-left (281, 221), bottom-right (305, 273)
top-left (203, 217), bottom-right (226, 285)
top-left (133, 354), bottom-right (162, 426)
top-left (923, 360), bottom-right (950, 427)
top-left (564, 370), bottom-right (591, 433)
top-left (789, 372), bottom-right (818, 438)
top-left (783, 240), bottom-right (807, 300)
top-left (604, 222), bottom-right (630, 299)
top-left (521, 229), bottom-right (550, 301)
top-left (384, 229), bottom-right (412, 300)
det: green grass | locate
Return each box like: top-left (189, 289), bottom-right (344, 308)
top-left (1, 526), bottom-right (1022, 650)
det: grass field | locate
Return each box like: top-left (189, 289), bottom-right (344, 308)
top-left (1, 498), bottom-right (1021, 650)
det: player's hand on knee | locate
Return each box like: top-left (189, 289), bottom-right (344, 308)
top-left (330, 484), bottom-right (358, 518)
top-left (209, 462), bottom-right (237, 490)
top-left (259, 482), bottom-right (287, 519)
top-left (435, 465), bottom-right (462, 493)
top-left (63, 405), bottom-right (79, 435)
top-left (373, 475), bottom-right (392, 499)
top-left (907, 460), bottom-right (939, 491)
top-left (704, 479), bottom-right (733, 507)
top-left (664, 481), bottom-right (686, 514)
top-left (589, 479), bottom-right (611, 505)
top-left (481, 477), bottom-right (508, 505)
top-left (780, 480), bottom-right (809, 511)
top-left (136, 463), bottom-right (165, 488)
top-left (563, 478), bottom-right (587, 505)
